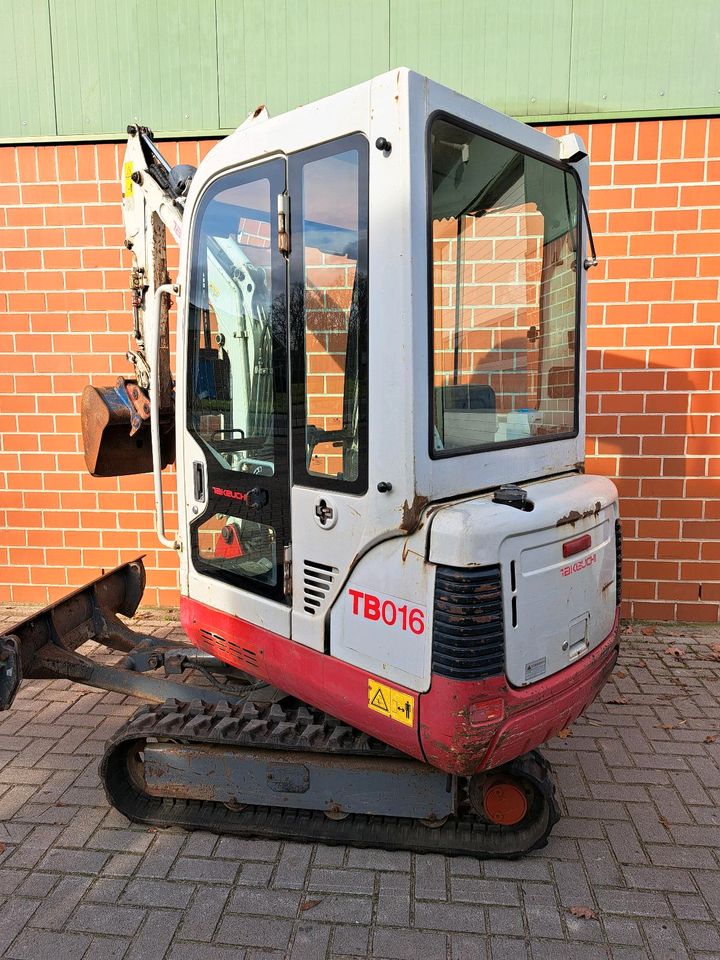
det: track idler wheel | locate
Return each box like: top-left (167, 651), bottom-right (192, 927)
top-left (468, 755), bottom-right (553, 832)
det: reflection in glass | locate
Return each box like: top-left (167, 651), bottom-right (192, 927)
top-left (196, 513), bottom-right (277, 585)
top-left (188, 173), bottom-right (277, 476)
top-left (430, 118), bottom-right (579, 454)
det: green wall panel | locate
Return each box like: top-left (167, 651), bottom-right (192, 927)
top-left (569, 0), bottom-right (720, 115)
top-left (49, 0), bottom-right (219, 136)
top-left (0, 0), bottom-right (56, 137)
top-left (389, 0), bottom-right (573, 117)
top-left (2, 0), bottom-right (720, 141)
top-left (217, 0), bottom-right (390, 128)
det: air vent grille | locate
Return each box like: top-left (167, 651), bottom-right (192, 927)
top-left (303, 560), bottom-right (338, 616)
top-left (615, 519), bottom-right (623, 607)
top-left (432, 565), bottom-right (505, 680)
top-left (199, 628), bottom-right (258, 669)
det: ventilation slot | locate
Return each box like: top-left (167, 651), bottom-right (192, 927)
top-left (615, 519), bottom-right (623, 607)
top-left (303, 560), bottom-right (338, 615)
top-left (199, 628), bottom-right (258, 669)
top-left (432, 565), bottom-right (505, 680)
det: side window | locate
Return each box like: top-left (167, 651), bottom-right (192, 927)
top-left (290, 136), bottom-right (369, 493)
top-left (187, 165), bottom-right (282, 478)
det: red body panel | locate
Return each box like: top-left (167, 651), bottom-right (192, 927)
top-left (419, 610), bottom-right (620, 775)
top-left (181, 597), bottom-right (619, 776)
top-left (181, 597), bottom-right (424, 761)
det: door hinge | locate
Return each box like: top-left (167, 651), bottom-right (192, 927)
top-left (283, 544), bottom-right (292, 598)
top-left (277, 193), bottom-right (290, 257)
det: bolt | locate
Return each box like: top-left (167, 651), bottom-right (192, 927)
top-left (131, 387), bottom-right (139, 399)
top-left (375, 137), bottom-right (392, 154)
top-left (131, 171), bottom-right (143, 185)
top-left (143, 403), bottom-right (150, 416)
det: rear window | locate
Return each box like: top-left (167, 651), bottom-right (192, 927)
top-left (429, 116), bottom-right (580, 457)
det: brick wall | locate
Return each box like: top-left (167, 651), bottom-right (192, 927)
top-left (0, 117), bottom-right (719, 619)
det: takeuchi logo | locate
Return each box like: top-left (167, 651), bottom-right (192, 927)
top-left (211, 486), bottom-right (248, 502)
top-left (561, 553), bottom-right (597, 577)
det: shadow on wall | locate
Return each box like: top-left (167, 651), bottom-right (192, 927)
top-left (585, 348), bottom-right (716, 622)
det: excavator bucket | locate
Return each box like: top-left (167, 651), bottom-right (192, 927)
top-left (81, 381), bottom-right (174, 477)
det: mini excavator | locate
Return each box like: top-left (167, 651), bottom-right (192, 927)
top-left (0, 70), bottom-right (621, 857)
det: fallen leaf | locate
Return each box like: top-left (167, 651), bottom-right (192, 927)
top-left (606, 696), bottom-right (627, 705)
top-left (704, 735), bottom-right (717, 744)
top-left (658, 815), bottom-right (670, 828)
top-left (636, 659), bottom-right (648, 669)
top-left (557, 727), bottom-right (573, 739)
top-left (615, 670), bottom-right (627, 679)
top-left (665, 646), bottom-right (686, 659)
top-left (621, 625), bottom-right (634, 635)
top-left (300, 899), bottom-right (322, 912)
top-left (659, 723), bottom-right (675, 731)
top-left (0, 842), bottom-right (5, 854)
top-left (569, 905), bottom-right (599, 921)
top-left (641, 626), bottom-right (656, 636)
top-left (711, 643), bottom-right (720, 655)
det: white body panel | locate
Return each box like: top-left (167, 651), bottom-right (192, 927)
top-left (329, 526), bottom-right (435, 691)
top-left (429, 473), bottom-right (618, 685)
top-left (163, 67), bottom-right (615, 688)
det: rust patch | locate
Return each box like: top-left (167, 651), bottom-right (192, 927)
top-left (556, 501), bottom-right (603, 528)
top-left (400, 495), bottom-right (429, 533)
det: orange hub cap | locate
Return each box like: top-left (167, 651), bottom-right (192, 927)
top-left (483, 779), bottom-right (528, 826)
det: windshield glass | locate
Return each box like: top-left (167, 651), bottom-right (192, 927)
top-left (429, 117), bottom-right (580, 456)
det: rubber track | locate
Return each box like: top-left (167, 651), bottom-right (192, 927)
top-left (100, 698), bottom-right (560, 859)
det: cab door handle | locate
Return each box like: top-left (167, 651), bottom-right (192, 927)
top-left (193, 461), bottom-right (206, 502)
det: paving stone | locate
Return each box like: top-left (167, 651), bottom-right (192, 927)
top-left (415, 900), bottom-right (486, 934)
top-left (5, 929), bottom-right (91, 960)
top-left (170, 856), bottom-right (239, 883)
top-left (308, 867), bottom-right (375, 895)
top-left (29, 874), bottom-right (93, 930)
top-left (414, 854), bottom-right (447, 901)
top-left (288, 921), bottom-right (331, 960)
top-left (372, 927), bottom-right (447, 959)
top-left (332, 924), bottom-right (371, 957)
top-left (228, 886), bottom-right (302, 917)
top-left (215, 914), bottom-right (293, 950)
top-left (178, 886), bottom-right (230, 941)
top-left (67, 903), bottom-right (146, 936)
top-left (122, 877), bottom-right (196, 908)
top-left (272, 842), bottom-right (313, 889)
top-left (451, 878), bottom-right (520, 907)
top-left (125, 908), bottom-right (182, 960)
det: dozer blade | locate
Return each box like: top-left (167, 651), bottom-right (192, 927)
top-left (0, 558), bottom-right (270, 710)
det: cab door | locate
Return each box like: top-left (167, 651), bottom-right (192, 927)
top-left (184, 158), bottom-right (291, 607)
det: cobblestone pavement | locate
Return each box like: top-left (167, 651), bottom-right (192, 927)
top-left (2, 606), bottom-right (720, 960)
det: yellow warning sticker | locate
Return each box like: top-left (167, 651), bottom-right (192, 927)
top-left (123, 161), bottom-right (134, 197)
top-left (368, 679), bottom-right (415, 727)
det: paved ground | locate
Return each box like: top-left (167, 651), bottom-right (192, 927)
top-left (2, 607), bottom-right (720, 960)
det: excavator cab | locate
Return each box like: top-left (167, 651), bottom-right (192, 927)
top-left (1, 70), bottom-right (620, 858)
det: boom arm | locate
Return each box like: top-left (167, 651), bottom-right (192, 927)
top-left (121, 125), bottom-right (190, 407)
top-left (80, 127), bottom-right (195, 478)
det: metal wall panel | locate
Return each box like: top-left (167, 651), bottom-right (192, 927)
top-left (217, 0), bottom-right (390, 128)
top-left (0, 0), bottom-right (57, 137)
top-left (49, 0), bottom-right (219, 136)
top-left (389, 0), bottom-right (573, 117)
top-left (569, 0), bottom-right (720, 115)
